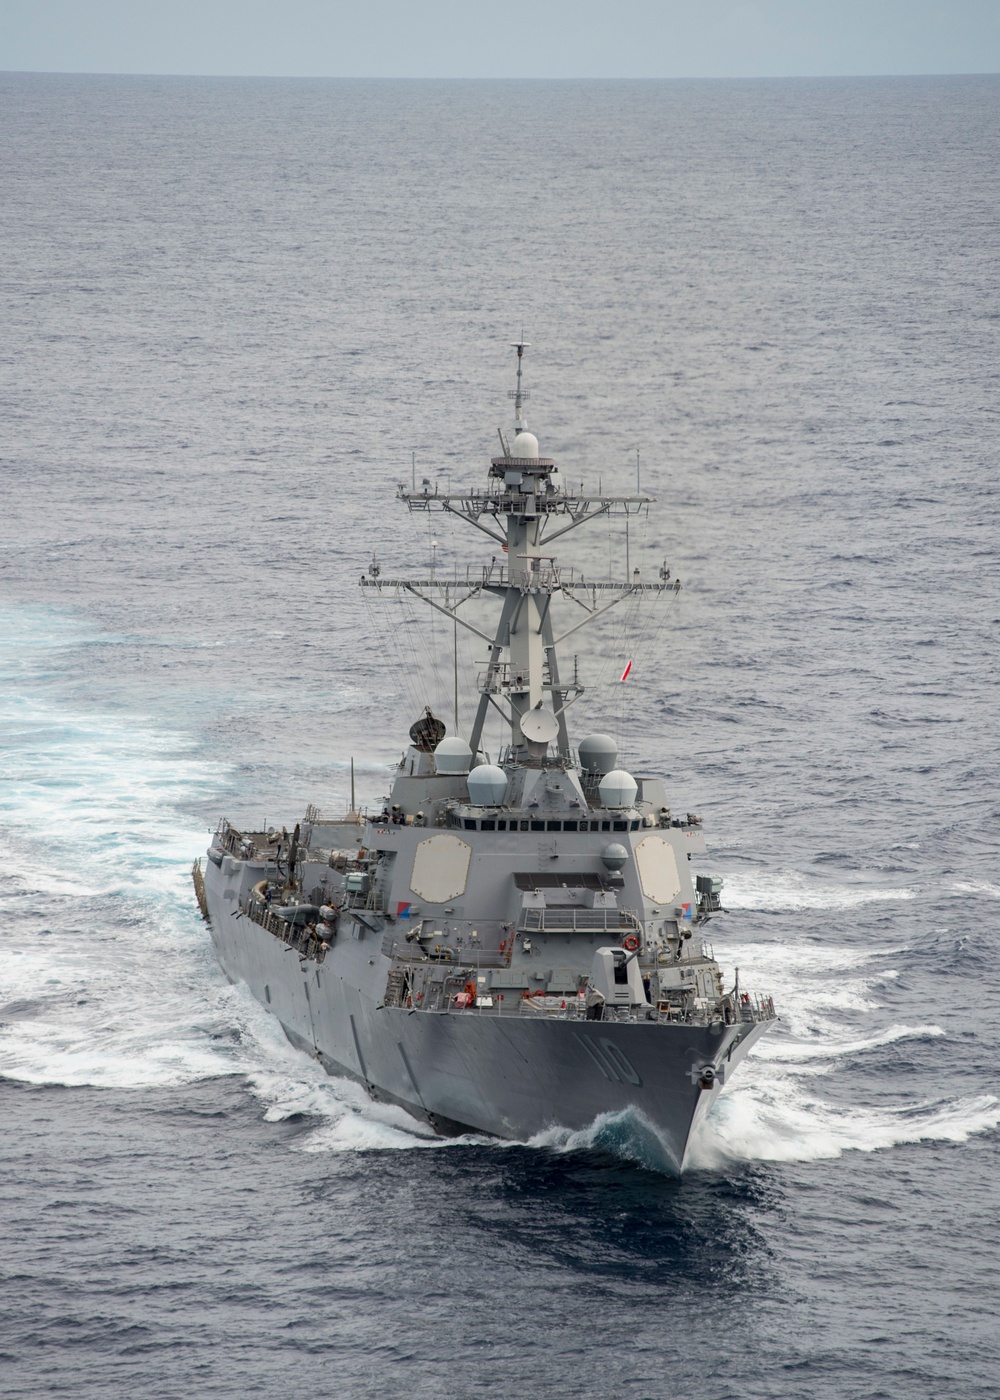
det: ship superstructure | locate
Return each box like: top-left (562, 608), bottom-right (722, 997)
top-left (195, 346), bottom-right (776, 1170)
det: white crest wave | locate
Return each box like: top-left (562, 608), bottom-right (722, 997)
top-left (722, 869), bottom-right (918, 912)
top-left (687, 1068), bottom-right (1000, 1169)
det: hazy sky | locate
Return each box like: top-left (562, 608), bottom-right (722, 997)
top-left (2, 0), bottom-right (998, 79)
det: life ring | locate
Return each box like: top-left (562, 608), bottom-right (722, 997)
top-left (622, 933), bottom-right (640, 952)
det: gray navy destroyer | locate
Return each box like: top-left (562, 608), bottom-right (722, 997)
top-left (195, 345), bottom-right (777, 1171)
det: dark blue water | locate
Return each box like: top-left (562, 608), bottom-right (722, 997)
top-left (1, 72), bottom-right (999, 1398)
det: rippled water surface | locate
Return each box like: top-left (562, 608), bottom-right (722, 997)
top-left (1, 72), bottom-right (999, 1399)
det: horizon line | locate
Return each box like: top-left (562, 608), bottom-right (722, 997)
top-left (3, 68), bottom-right (999, 83)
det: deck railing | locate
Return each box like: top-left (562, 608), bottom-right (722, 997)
top-left (379, 974), bottom-right (777, 1026)
top-left (238, 895), bottom-right (328, 963)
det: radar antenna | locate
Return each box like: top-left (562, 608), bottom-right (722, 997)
top-left (364, 343), bottom-right (677, 761)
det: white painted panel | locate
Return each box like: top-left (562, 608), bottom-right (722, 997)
top-left (409, 834), bottom-right (472, 904)
top-left (634, 835), bottom-right (681, 905)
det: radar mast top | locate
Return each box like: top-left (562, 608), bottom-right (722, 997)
top-left (362, 341), bottom-right (678, 761)
top-left (509, 338), bottom-right (531, 436)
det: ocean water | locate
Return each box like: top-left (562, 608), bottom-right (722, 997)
top-left (1, 72), bottom-right (999, 1399)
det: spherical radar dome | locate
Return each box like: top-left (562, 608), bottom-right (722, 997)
top-left (511, 430), bottom-right (539, 460)
top-left (599, 769), bottom-right (638, 810)
top-left (578, 733), bottom-right (618, 776)
top-left (434, 737), bottom-right (473, 775)
top-left (601, 842), bottom-right (629, 871)
top-left (467, 764), bottom-right (508, 807)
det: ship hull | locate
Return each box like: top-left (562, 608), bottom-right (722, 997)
top-left (202, 865), bottom-right (766, 1172)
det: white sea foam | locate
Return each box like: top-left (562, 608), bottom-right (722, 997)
top-left (951, 879), bottom-right (1000, 899)
top-left (709, 937), bottom-right (892, 1041)
top-left (723, 869), bottom-right (918, 912)
top-left (686, 1062), bottom-right (1000, 1169)
top-left (243, 1048), bottom-right (450, 1152)
top-left (711, 933), bottom-right (937, 1062)
top-left (753, 1022), bottom-right (945, 1064)
top-left (672, 920), bottom-right (991, 1170)
top-left (0, 621), bottom-right (444, 1145)
top-left (0, 639), bottom-right (241, 1089)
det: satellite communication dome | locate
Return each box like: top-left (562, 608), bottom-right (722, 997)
top-left (434, 737), bottom-right (473, 774)
top-left (601, 842), bottom-right (629, 871)
top-left (599, 769), bottom-right (639, 809)
top-left (511, 430), bottom-right (539, 460)
top-left (467, 765), bottom-right (508, 807)
top-left (578, 734), bottom-right (618, 775)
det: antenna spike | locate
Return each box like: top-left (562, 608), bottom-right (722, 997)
top-left (508, 338), bottom-right (531, 434)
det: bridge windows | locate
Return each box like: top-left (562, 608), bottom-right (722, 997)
top-left (448, 814), bottom-right (641, 833)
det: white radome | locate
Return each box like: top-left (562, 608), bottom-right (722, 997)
top-left (434, 736), bottom-right (473, 774)
top-left (467, 764), bottom-right (509, 806)
top-left (511, 430), bottom-right (539, 459)
top-left (599, 769), bottom-right (639, 809)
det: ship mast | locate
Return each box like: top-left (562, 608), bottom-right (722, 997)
top-left (361, 345), bottom-right (677, 760)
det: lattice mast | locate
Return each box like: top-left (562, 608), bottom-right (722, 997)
top-left (360, 344), bottom-right (677, 759)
